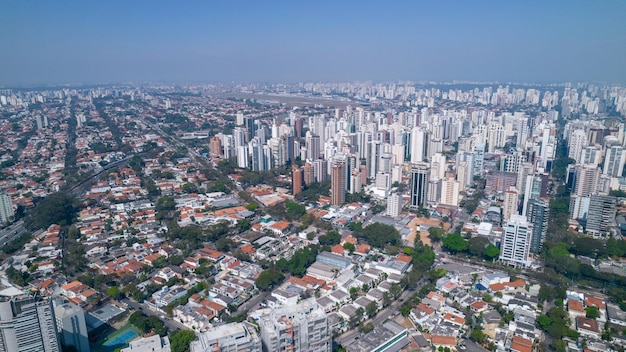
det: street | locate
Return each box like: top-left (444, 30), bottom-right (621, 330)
top-left (121, 298), bottom-right (186, 332)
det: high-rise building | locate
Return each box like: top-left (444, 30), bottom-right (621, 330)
top-left (303, 162), bottom-right (314, 186)
top-left (387, 193), bottom-right (403, 217)
top-left (527, 198), bottom-right (549, 254)
top-left (472, 144), bottom-right (485, 176)
top-left (0, 290), bottom-right (60, 352)
top-left (191, 322), bottom-right (261, 352)
top-left (209, 136), bottom-right (223, 158)
top-left (568, 129), bottom-right (587, 162)
top-left (331, 161), bottom-right (346, 206)
top-left (256, 299), bottom-right (331, 352)
top-left (292, 165), bottom-right (303, 196)
top-left (440, 177), bottom-right (459, 206)
top-left (0, 192), bottom-right (13, 223)
top-left (502, 186), bottom-right (519, 221)
top-left (586, 194), bottom-right (617, 236)
top-left (409, 164), bottom-right (430, 209)
top-left (349, 170), bottom-right (362, 194)
top-left (573, 165), bottom-right (600, 197)
top-left (522, 175), bottom-right (542, 216)
top-left (244, 117), bottom-right (257, 142)
top-left (499, 215), bottom-right (532, 267)
top-left (603, 146), bottom-right (625, 177)
top-left (53, 300), bottom-right (89, 352)
top-left (410, 127), bottom-right (425, 164)
top-left (306, 133), bottom-right (321, 161)
top-left (313, 159), bottom-right (327, 183)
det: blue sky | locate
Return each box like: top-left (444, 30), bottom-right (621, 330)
top-left (1, 1), bottom-right (625, 85)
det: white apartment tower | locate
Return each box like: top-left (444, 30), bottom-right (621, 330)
top-left (257, 299), bottom-right (331, 352)
top-left (387, 193), bottom-right (403, 217)
top-left (499, 215), bottom-right (532, 267)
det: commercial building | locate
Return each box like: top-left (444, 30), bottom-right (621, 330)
top-left (409, 163), bottom-right (429, 209)
top-left (526, 198), bottom-right (549, 254)
top-left (0, 288), bottom-right (60, 352)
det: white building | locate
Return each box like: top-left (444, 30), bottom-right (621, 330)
top-left (255, 298), bottom-right (331, 352)
top-left (386, 193), bottom-right (403, 218)
top-left (121, 335), bottom-right (171, 352)
top-left (499, 215), bottom-right (532, 267)
top-left (191, 322), bottom-right (261, 352)
top-left (53, 300), bottom-right (90, 352)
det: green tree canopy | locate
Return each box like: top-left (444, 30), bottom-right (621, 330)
top-left (353, 222), bottom-right (401, 248)
top-left (442, 233), bottom-right (468, 253)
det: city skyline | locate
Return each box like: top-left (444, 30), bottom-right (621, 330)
top-left (1, 0), bottom-right (626, 85)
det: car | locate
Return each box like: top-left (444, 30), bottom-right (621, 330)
top-left (459, 345), bottom-right (466, 350)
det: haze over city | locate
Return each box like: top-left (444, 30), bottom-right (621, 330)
top-left (1, 0), bottom-right (626, 85)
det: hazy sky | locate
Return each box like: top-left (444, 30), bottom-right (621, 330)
top-left (1, 1), bottom-right (625, 85)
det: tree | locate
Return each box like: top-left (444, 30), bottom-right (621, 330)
top-left (484, 244), bottom-right (500, 260)
top-left (428, 227), bottom-right (445, 242)
top-left (255, 269), bottom-right (284, 291)
top-left (585, 306), bottom-right (601, 320)
top-left (366, 301), bottom-right (378, 319)
top-left (470, 328), bottom-right (486, 343)
top-left (319, 231), bottom-right (341, 246)
top-left (237, 219), bottom-right (251, 232)
top-left (25, 193), bottom-right (77, 230)
top-left (442, 233), bottom-right (468, 253)
top-left (106, 286), bottom-right (121, 299)
top-left (343, 242), bottom-right (355, 253)
top-left (468, 237), bottom-right (490, 257)
top-left (170, 329), bottom-right (196, 352)
top-left (353, 222), bottom-right (401, 248)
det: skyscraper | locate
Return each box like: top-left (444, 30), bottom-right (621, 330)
top-left (292, 165), bottom-right (303, 196)
top-left (303, 162), bottom-right (314, 186)
top-left (53, 300), bottom-right (90, 352)
top-left (603, 146), bottom-right (625, 177)
top-left (409, 164), bottom-right (430, 209)
top-left (586, 194), bottom-right (617, 236)
top-left (522, 175), bottom-right (542, 217)
top-left (499, 215), bottom-right (532, 267)
top-left (331, 161), bottom-right (346, 206)
top-left (440, 177), bottom-right (459, 206)
top-left (0, 290), bottom-right (60, 352)
top-left (527, 198), bottom-right (549, 254)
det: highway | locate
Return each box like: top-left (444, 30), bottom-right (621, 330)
top-left (0, 220), bottom-right (27, 248)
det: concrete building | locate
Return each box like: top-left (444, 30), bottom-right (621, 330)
top-left (499, 215), bottom-right (532, 267)
top-left (439, 177), bottom-right (459, 207)
top-left (386, 193), bottom-right (403, 217)
top-left (0, 288), bottom-right (60, 352)
top-left (53, 300), bottom-right (90, 352)
top-left (586, 194), bottom-right (617, 236)
top-left (191, 322), bottom-right (261, 352)
top-left (257, 299), bottom-right (331, 352)
top-left (331, 161), bottom-right (346, 206)
top-left (0, 192), bottom-right (13, 223)
top-left (502, 186), bottom-right (519, 221)
top-left (292, 165), bottom-right (303, 196)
